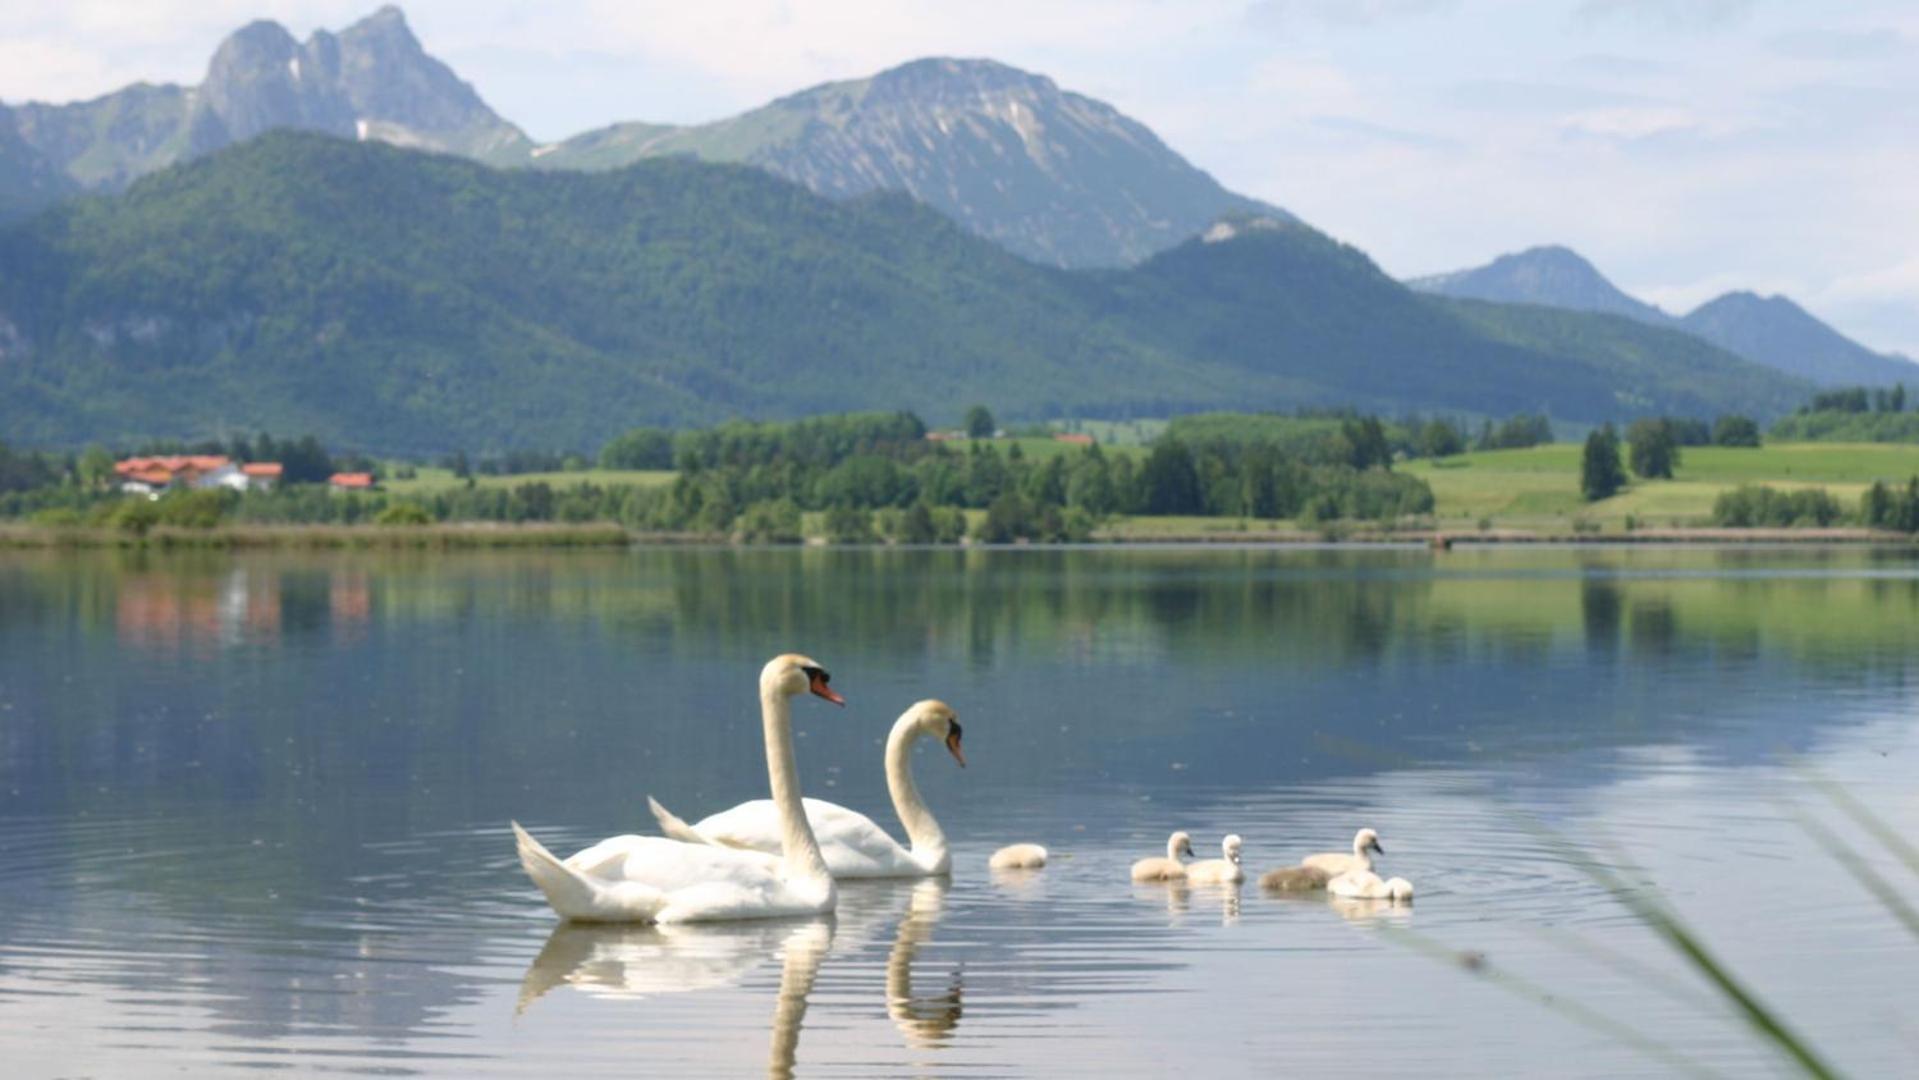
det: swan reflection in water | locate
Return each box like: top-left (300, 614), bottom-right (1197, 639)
top-left (1258, 889), bottom-right (1414, 926)
top-left (1142, 881), bottom-right (1242, 926)
top-left (518, 918), bottom-right (831, 1077)
top-left (886, 878), bottom-right (962, 1048)
top-left (517, 877), bottom-right (961, 1073)
top-left (1327, 893), bottom-right (1414, 925)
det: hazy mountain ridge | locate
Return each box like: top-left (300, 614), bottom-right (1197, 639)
top-left (1408, 245), bottom-right (1672, 326)
top-left (1677, 291), bottom-right (1915, 388)
top-left (0, 133), bottom-right (1809, 453)
top-left (1410, 245), bottom-right (1916, 387)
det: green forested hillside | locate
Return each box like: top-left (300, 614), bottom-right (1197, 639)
top-left (1437, 297), bottom-right (1808, 420)
top-left (0, 133), bottom-right (1813, 454)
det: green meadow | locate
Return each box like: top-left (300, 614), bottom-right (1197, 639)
top-left (1403, 442), bottom-right (1919, 530)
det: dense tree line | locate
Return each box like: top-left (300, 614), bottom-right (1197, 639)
top-left (1861, 478), bottom-right (1919, 533)
top-left (1796, 386), bottom-right (1907, 415)
top-left (1769, 384), bottom-right (1919, 443)
top-left (1711, 485), bottom-right (1843, 527)
top-left (5, 410), bottom-right (1434, 540)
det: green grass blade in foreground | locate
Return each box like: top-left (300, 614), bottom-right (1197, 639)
top-left (1542, 832), bottom-right (1841, 1080)
top-left (1388, 928), bottom-right (1726, 1079)
top-left (1796, 766), bottom-right (1919, 880)
top-left (1793, 809), bottom-right (1919, 940)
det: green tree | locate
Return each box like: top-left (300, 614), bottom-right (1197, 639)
top-left (823, 505), bottom-right (876, 543)
top-left (1712, 415), bottom-right (1760, 447)
top-left (600, 427), bottom-right (675, 470)
top-left (1139, 438), bottom-right (1201, 515)
top-left (976, 493), bottom-right (1036, 542)
top-left (735, 499), bottom-right (802, 543)
top-left (78, 445), bottom-right (116, 491)
top-left (375, 501), bottom-right (434, 526)
top-left (1581, 424), bottom-right (1627, 501)
top-left (1417, 419), bottom-right (1466, 459)
top-left (964, 405), bottom-right (996, 439)
top-left (885, 502), bottom-right (938, 544)
top-left (1066, 444), bottom-right (1116, 515)
top-left (1627, 418), bottom-right (1679, 479)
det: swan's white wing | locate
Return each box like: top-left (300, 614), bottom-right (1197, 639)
top-left (564, 834), bottom-right (780, 893)
top-left (1327, 869), bottom-right (1387, 898)
top-left (694, 798), bottom-right (913, 876)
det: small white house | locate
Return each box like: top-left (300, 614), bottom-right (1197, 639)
top-left (115, 456), bottom-right (284, 497)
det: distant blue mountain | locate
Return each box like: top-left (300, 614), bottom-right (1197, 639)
top-left (1410, 245), bottom-right (1917, 388)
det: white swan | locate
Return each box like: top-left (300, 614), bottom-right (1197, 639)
top-left (1131, 831), bottom-right (1196, 882)
top-left (1184, 834), bottom-right (1244, 885)
top-left (650, 699), bottom-right (965, 878)
top-left (511, 654), bottom-right (843, 922)
top-left (1301, 828), bottom-right (1384, 876)
top-left (1328, 869), bottom-right (1414, 902)
top-left (988, 843), bottom-right (1049, 869)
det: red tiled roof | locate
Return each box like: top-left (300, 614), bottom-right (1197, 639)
top-left (328, 472), bottom-right (375, 489)
top-left (241, 462), bottom-right (284, 477)
top-left (114, 455), bottom-right (230, 476)
top-left (1052, 433), bottom-right (1095, 445)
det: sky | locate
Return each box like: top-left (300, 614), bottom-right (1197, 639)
top-left (5, 0), bottom-right (1916, 358)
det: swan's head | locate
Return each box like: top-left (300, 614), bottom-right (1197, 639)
top-left (1169, 831), bottom-right (1195, 859)
top-left (906, 699), bottom-right (965, 768)
top-left (1386, 877), bottom-right (1414, 901)
top-left (1221, 835), bottom-right (1243, 864)
top-left (762, 654), bottom-right (845, 705)
top-left (1355, 828), bottom-right (1383, 857)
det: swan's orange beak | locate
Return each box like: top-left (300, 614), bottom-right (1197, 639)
top-left (808, 670), bottom-right (844, 705)
top-left (945, 728), bottom-right (966, 768)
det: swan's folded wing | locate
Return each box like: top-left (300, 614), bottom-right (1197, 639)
top-left (564, 834), bottom-right (780, 893)
top-left (694, 797), bottom-right (907, 865)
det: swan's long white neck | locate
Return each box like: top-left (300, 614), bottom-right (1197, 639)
top-left (1351, 836), bottom-right (1374, 873)
top-left (884, 715), bottom-right (948, 872)
top-left (762, 678), bottom-right (833, 884)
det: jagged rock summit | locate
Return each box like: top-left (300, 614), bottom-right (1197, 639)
top-left (3, 5), bottom-right (526, 208)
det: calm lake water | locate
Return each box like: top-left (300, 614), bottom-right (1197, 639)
top-left (2, 546), bottom-right (1916, 1077)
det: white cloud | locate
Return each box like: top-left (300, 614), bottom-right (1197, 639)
top-left (1560, 104), bottom-right (1699, 138)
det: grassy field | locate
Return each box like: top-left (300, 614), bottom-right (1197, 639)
top-left (1403, 442), bottom-right (1919, 530)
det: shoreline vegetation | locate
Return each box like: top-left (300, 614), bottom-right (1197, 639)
top-left (2, 521), bottom-right (1910, 551)
top-left (7, 397), bottom-right (1919, 551)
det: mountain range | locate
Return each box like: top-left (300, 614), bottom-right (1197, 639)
top-left (0, 6), bottom-right (1268, 270)
top-left (0, 133), bottom-right (1809, 454)
top-left (0, 6), bottom-right (1889, 453)
top-left (1409, 246), bottom-right (1916, 387)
